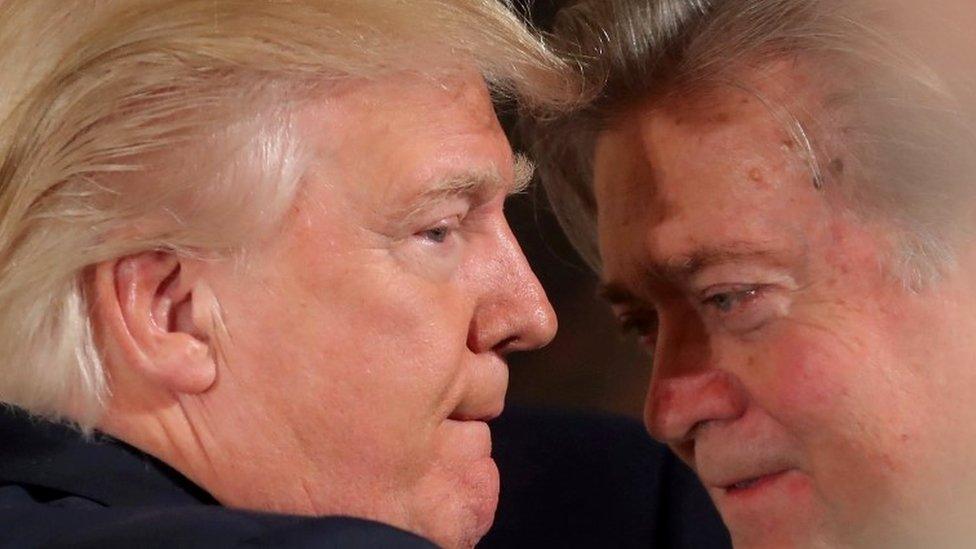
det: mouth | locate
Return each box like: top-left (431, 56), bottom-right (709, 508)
top-left (721, 470), bottom-right (789, 496)
top-left (447, 400), bottom-right (505, 423)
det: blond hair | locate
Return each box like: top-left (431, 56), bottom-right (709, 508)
top-left (525, 0), bottom-right (976, 284)
top-left (0, 0), bottom-right (577, 427)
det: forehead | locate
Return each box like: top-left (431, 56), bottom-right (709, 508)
top-left (593, 66), bottom-right (831, 276)
top-left (296, 70), bottom-right (511, 202)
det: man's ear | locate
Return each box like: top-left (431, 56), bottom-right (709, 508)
top-left (91, 251), bottom-right (218, 395)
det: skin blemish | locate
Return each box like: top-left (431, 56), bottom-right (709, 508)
top-left (748, 167), bottom-right (765, 184)
top-left (709, 112), bottom-right (731, 124)
top-left (828, 158), bottom-right (845, 177)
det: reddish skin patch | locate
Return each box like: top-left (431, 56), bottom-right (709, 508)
top-left (747, 167), bottom-right (766, 187)
top-left (709, 111), bottom-right (732, 124)
top-left (828, 157), bottom-right (845, 176)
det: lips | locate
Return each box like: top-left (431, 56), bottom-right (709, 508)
top-left (448, 359), bottom-right (508, 422)
top-left (448, 400), bottom-right (504, 423)
top-left (729, 477), bottom-right (762, 491)
top-left (698, 457), bottom-right (793, 493)
top-left (719, 470), bottom-right (789, 495)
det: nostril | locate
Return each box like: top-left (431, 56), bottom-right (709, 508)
top-left (672, 439), bottom-right (696, 467)
top-left (492, 335), bottom-right (519, 355)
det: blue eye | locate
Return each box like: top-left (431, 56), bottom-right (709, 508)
top-left (418, 216), bottom-right (461, 245)
top-left (703, 288), bottom-right (759, 313)
top-left (422, 225), bottom-right (452, 244)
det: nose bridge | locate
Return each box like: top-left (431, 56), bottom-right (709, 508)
top-left (656, 305), bottom-right (711, 377)
top-left (645, 308), bottom-right (746, 444)
top-left (468, 218), bottom-right (556, 353)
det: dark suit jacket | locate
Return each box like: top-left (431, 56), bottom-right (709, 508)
top-left (0, 405), bottom-right (729, 548)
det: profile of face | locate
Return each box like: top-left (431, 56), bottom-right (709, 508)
top-left (95, 71), bottom-right (556, 548)
top-left (592, 63), bottom-right (976, 547)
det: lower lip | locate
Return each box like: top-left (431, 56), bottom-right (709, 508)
top-left (723, 470), bottom-right (789, 498)
top-left (444, 419), bottom-right (493, 458)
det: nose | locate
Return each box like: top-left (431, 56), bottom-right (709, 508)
top-left (466, 220), bottom-right (557, 355)
top-left (643, 317), bottom-right (747, 451)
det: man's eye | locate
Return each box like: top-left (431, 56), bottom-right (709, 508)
top-left (617, 310), bottom-right (659, 346)
top-left (418, 217), bottom-right (461, 244)
top-left (702, 287), bottom-right (760, 313)
top-left (421, 225), bottom-right (452, 243)
top-left (699, 285), bottom-right (785, 334)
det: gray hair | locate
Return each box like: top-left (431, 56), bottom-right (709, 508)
top-left (524, 0), bottom-right (976, 284)
top-left (0, 0), bottom-right (578, 428)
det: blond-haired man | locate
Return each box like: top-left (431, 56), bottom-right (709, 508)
top-left (0, 1), bottom-right (573, 546)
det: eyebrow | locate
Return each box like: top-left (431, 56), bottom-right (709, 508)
top-left (396, 154), bottom-right (535, 220)
top-left (597, 242), bottom-right (793, 305)
top-left (597, 282), bottom-right (638, 306)
top-left (511, 153), bottom-right (535, 194)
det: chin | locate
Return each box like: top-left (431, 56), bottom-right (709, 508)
top-left (726, 510), bottom-right (831, 549)
top-left (427, 456), bottom-right (500, 549)
top-left (469, 456), bottom-right (501, 536)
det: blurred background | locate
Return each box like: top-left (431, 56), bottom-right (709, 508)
top-left (497, 1), bottom-right (651, 420)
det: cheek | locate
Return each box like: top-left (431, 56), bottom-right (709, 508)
top-left (212, 263), bottom-right (478, 487)
top-left (754, 333), bottom-right (851, 423)
top-left (306, 274), bottom-right (470, 404)
top-left (218, 253), bottom-right (474, 427)
top-left (749, 327), bottom-right (919, 522)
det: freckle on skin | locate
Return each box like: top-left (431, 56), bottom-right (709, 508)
top-left (710, 112), bottom-right (731, 124)
top-left (748, 168), bottom-right (764, 183)
top-left (828, 158), bottom-right (845, 176)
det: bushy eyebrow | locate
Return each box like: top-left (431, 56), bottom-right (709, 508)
top-left (597, 282), bottom-right (637, 305)
top-left (662, 243), bottom-right (793, 277)
top-left (396, 154), bottom-right (535, 221)
top-left (511, 153), bottom-right (536, 194)
top-left (598, 242), bottom-right (794, 304)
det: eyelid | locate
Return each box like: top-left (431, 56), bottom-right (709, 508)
top-left (692, 265), bottom-right (798, 295)
top-left (418, 213), bottom-right (462, 236)
top-left (700, 286), bottom-right (763, 317)
top-left (700, 283), bottom-right (762, 301)
top-left (614, 306), bottom-right (659, 336)
top-left (399, 194), bottom-right (471, 233)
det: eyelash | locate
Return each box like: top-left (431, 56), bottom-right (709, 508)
top-left (418, 216), bottom-right (462, 244)
top-left (616, 286), bottom-right (765, 340)
top-left (421, 225), bottom-right (451, 244)
top-left (701, 286), bottom-right (762, 314)
top-left (617, 310), bottom-right (659, 345)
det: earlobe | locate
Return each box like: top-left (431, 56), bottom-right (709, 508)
top-left (92, 252), bottom-right (218, 396)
